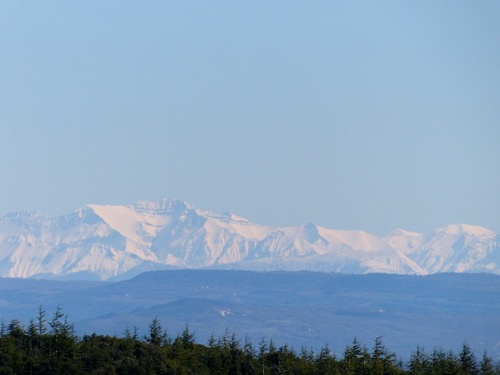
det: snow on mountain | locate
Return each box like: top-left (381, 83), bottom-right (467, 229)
top-left (0, 199), bottom-right (498, 280)
top-left (403, 224), bottom-right (498, 274)
top-left (436, 223), bottom-right (495, 237)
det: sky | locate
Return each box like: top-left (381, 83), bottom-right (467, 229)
top-left (0, 1), bottom-right (499, 235)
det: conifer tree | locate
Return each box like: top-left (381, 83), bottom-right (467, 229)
top-left (460, 343), bottom-right (479, 375)
top-left (146, 317), bottom-right (166, 346)
top-left (409, 346), bottom-right (429, 375)
top-left (37, 306), bottom-right (47, 335)
top-left (480, 351), bottom-right (496, 375)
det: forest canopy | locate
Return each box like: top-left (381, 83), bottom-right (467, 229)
top-left (0, 307), bottom-right (498, 375)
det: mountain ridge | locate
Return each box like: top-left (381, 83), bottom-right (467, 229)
top-left (0, 198), bottom-right (498, 280)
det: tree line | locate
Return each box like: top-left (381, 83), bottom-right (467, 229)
top-left (0, 307), bottom-right (498, 375)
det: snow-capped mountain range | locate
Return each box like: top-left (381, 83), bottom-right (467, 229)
top-left (0, 199), bottom-right (498, 280)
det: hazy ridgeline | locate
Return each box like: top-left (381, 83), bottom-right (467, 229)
top-left (0, 270), bottom-right (498, 362)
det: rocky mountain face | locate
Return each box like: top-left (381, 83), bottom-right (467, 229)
top-left (0, 199), bottom-right (498, 280)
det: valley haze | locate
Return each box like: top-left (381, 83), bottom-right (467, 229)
top-left (0, 270), bottom-right (498, 361)
top-left (0, 198), bottom-right (497, 280)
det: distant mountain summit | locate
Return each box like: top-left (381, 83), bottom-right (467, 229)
top-left (0, 199), bottom-right (498, 280)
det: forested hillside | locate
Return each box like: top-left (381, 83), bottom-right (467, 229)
top-left (0, 308), bottom-right (498, 375)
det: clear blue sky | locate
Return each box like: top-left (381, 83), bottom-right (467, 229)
top-left (1, 1), bottom-right (499, 235)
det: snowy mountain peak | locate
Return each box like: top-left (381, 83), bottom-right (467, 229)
top-left (0, 200), bottom-right (498, 280)
top-left (3, 210), bottom-right (44, 220)
top-left (218, 211), bottom-right (250, 224)
top-left (299, 222), bottom-right (323, 243)
top-left (435, 224), bottom-right (495, 237)
top-left (385, 228), bottom-right (423, 237)
top-left (132, 198), bottom-right (192, 216)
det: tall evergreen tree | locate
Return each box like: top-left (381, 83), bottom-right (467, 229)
top-left (145, 317), bottom-right (166, 346)
top-left (409, 346), bottom-right (430, 375)
top-left (460, 343), bottom-right (479, 375)
top-left (480, 351), bottom-right (496, 375)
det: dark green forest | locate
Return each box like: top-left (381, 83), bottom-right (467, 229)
top-left (0, 307), bottom-right (498, 375)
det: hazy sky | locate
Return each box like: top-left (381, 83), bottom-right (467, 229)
top-left (1, 1), bottom-right (499, 235)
